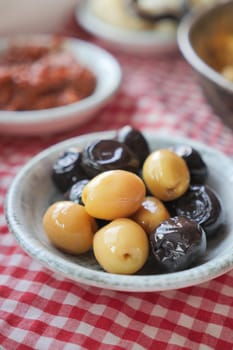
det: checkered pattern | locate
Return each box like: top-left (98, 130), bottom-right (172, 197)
top-left (1, 18), bottom-right (233, 350)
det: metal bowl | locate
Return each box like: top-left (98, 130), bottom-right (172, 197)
top-left (177, 1), bottom-right (233, 129)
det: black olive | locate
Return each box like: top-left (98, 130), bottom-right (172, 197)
top-left (64, 179), bottom-right (89, 205)
top-left (170, 185), bottom-right (224, 238)
top-left (149, 216), bottom-right (206, 273)
top-left (171, 145), bottom-right (208, 184)
top-left (116, 125), bottom-right (150, 166)
top-left (81, 139), bottom-right (140, 178)
top-left (52, 149), bottom-right (87, 192)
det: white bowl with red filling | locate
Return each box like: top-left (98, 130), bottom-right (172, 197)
top-left (5, 129), bottom-right (233, 292)
top-left (0, 34), bottom-right (122, 135)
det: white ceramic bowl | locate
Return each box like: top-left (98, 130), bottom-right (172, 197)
top-left (75, 0), bottom-right (177, 54)
top-left (5, 130), bottom-right (233, 292)
top-left (0, 35), bottom-right (122, 136)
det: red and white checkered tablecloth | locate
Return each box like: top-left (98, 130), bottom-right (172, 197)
top-left (1, 17), bottom-right (233, 350)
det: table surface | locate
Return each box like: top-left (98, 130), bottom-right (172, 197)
top-left (1, 14), bottom-right (233, 350)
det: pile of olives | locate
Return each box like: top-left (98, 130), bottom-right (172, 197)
top-left (43, 125), bottom-right (224, 275)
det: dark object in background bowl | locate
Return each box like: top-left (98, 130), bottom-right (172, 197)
top-left (177, 1), bottom-right (233, 129)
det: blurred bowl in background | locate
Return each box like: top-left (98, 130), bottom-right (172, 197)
top-left (177, 1), bottom-right (233, 129)
top-left (76, 0), bottom-right (177, 55)
top-left (0, 35), bottom-right (122, 136)
top-left (0, 0), bottom-right (80, 35)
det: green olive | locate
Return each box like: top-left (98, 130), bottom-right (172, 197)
top-left (42, 201), bottom-right (97, 255)
top-left (93, 218), bottom-right (149, 274)
top-left (82, 170), bottom-right (146, 220)
top-left (131, 196), bottom-right (170, 234)
top-left (142, 149), bottom-right (190, 201)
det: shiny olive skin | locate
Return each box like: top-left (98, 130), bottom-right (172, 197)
top-left (81, 139), bottom-right (140, 178)
top-left (116, 125), bottom-right (150, 166)
top-left (65, 179), bottom-right (89, 205)
top-left (171, 145), bottom-right (208, 184)
top-left (149, 216), bottom-right (207, 273)
top-left (52, 149), bottom-right (87, 192)
top-left (169, 185), bottom-right (224, 238)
